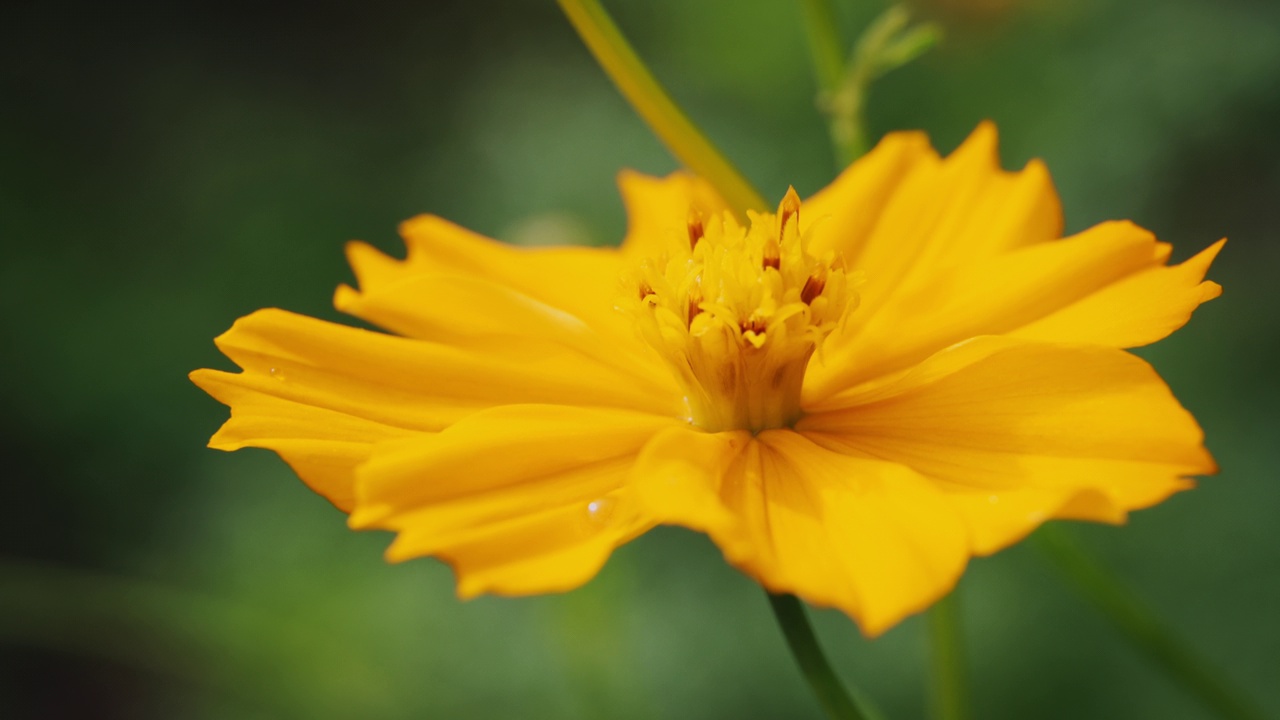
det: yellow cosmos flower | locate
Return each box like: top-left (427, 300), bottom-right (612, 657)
top-left (191, 123), bottom-right (1222, 636)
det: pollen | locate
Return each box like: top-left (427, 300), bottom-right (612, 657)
top-left (623, 187), bottom-right (858, 432)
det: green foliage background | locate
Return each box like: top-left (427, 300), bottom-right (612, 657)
top-left (2, 0), bottom-right (1277, 717)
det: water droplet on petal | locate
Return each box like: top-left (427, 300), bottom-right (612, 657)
top-left (269, 367), bottom-right (285, 381)
top-left (585, 497), bottom-right (616, 527)
top-left (987, 494), bottom-right (1000, 504)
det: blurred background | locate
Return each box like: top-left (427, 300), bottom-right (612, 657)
top-left (2, 0), bottom-right (1278, 718)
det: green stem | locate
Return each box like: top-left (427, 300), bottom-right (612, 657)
top-left (1034, 526), bottom-right (1266, 720)
top-left (796, 0), bottom-right (863, 168)
top-left (556, 0), bottom-right (769, 215)
top-left (803, 5), bottom-right (943, 168)
top-left (927, 591), bottom-right (971, 720)
top-left (797, 0), bottom-right (845, 95)
top-left (768, 592), bottom-right (881, 720)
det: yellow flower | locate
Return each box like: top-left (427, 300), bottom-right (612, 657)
top-left (191, 123), bottom-right (1221, 636)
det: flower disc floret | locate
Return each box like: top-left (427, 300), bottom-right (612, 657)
top-left (624, 188), bottom-right (858, 432)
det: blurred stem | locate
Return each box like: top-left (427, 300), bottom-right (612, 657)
top-left (768, 592), bottom-right (883, 720)
top-left (798, 0), bottom-right (862, 166)
top-left (927, 591), bottom-right (971, 720)
top-left (556, 0), bottom-right (768, 215)
top-left (810, 5), bottom-right (942, 168)
top-left (1034, 526), bottom-right (1266, 720)
top-left (798, 0), bottom-right (845, 95)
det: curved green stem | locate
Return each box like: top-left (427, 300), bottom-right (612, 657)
top-left (768, 592), bottom-right (882, 720)
top-left (1035, 526), bottom-right (1266, 720)
top-left (556, 0), bottom-right (768, 215)
top-left (927, 592), bottom-right (971, 720)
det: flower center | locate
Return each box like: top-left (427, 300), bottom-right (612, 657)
top-left (624, 188), bottom-right (858, 432)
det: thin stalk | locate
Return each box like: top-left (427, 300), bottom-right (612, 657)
top-left (768, 592), bottom-right (882, 720)
top-left (797, 0), bottom-right (867, 167)
top-left (798, 0), bottom-right (845, 95)
top-left (1034, 526), bottom-right (1266, 720)
top-left (927, 592), bottom-right (971, 720)
top-left (556, 0), bottom-right (768, 215)
top-left (803, 5), bottom-right (942, 168)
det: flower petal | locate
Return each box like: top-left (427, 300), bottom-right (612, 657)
top-left (335, 215), bottom-right (676, 394)
top-left (806, 220), bottom-right (1213, 396)
top-left (800, 129), bottom-right (937, 256)
top-left (1009, 239), bottom-right (1224, 348)
top-left (629, 425), bottom-right (752, 541)
top-left (191, 373), bottom-right (417, 511)
top-left (800, 126), bottom-right (1221, 402)
top-left (803, 122), bottom-right (1063, 307)
top-left (192, 309), bottom-right (683, 508)
top-left (203, 308), bottom-right (675, 423)
top-left (350, 405), bottom-right (675, 597)
top-left (632, 426), bottom-right (969, 636)
top-left (800, 337), bottom-right (1215, 555)
top-left (617, 170), bottom-right (729, 258)
top-left (343, 214), bottom-right (624, 338)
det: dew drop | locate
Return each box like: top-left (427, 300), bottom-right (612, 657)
top-left (268, 367), bottom-right (285, 381)
top-left (987, 494), bottom-right (1000, 504)
top-left (585, 497), bottom-right (616, 526)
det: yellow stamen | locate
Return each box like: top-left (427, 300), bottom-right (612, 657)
top-left (763, 235), bottom-right (781, 270)
top-left (687, 209), bottom-right (705, 250)
top-left (801, 265), bottom-right (827, 305)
